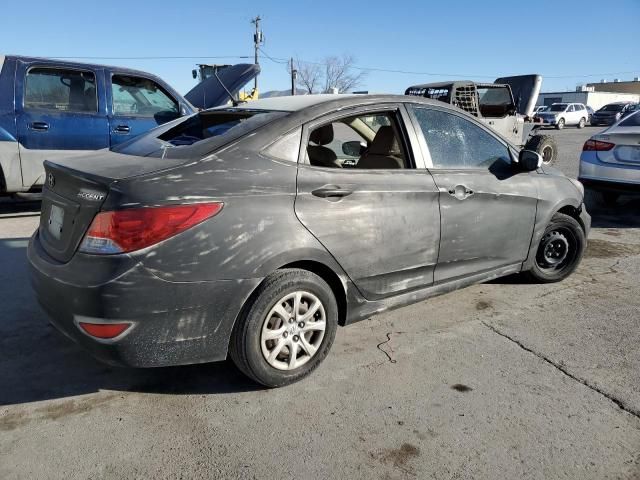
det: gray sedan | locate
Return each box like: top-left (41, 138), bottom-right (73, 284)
top-left (28, 94), bottom-right (590, 387)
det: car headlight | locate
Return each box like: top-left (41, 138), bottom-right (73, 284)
top-left (569, 178), bottom-right (585, 198)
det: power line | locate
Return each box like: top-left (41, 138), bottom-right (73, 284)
top-left (45, 55), bottom-right (253, 60)
top-left (42, 52), bottom-right (638, 81)
top-left (259, 49), bottom-right (639, 80)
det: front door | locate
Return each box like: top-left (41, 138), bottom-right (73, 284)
top-left (295, 106), bottom-right (440, 300)
top-left (408, 105), bottom-right (538, 283)
top-left (108, 73), bottom-right (181, 147)
top-left (15, 64), bottom-right (109, 188)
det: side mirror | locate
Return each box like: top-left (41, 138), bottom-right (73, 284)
top-left (518, 149), bottom-right (542, 171)
top-left (192, 69), bottom-right (198, 80)
top-left (342, 140), bottom-right (364, 157)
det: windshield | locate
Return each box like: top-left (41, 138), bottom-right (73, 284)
top-left (112, 109), bottom-right (287, 157)
top-left (549, 104), bottom-right (567, 112)
top-left (599, 104), bottom-right (625, 112)
top-left (619, 111), bottom-right (640, 127)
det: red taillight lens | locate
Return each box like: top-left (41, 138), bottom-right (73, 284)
top-left (78, 322), bottom-right (131, 339)
top-left (79, 202), bottom-right (223, 254)
top-left (583, 139), bottom-right (615, 151)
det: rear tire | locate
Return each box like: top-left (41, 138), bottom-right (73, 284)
top-left (522, 213), bottom-right (585, 283)
top-left (556, 118), bottom-right (565, 130)
top-left (525, 134), bottom-right (558, 165)
top-left (229, 269), bottom-right (338, 388)
top-left (577, 117), bottom-right (586, 129)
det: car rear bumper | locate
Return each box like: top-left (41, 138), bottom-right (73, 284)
top-left (28, 231), bottom-right (261, 367)
top-left (579, 151), bottom-right (640, 194)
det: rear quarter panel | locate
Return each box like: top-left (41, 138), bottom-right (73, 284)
top-left (106, 140), bottom-right (347, 284)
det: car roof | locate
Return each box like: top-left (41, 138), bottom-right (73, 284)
top-left (228, 93), bottom-right (445, 113)
top-left (5, 54), bottom-right (163, 79)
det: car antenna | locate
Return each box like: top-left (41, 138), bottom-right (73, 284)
top-left (214, 69), bottom-right (245, 107)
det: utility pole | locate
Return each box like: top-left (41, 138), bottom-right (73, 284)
top-left (290, 57), bottom-right (297, 96)
top-left (251, 15), bottom-right (263, 92)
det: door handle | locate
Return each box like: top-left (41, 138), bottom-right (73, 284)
top-left (448, 185), bottom-right (474, 200)
top-left (311, 186), bottom-right (353, 199)
top-left (29, 121), bottom-right (49, 131)
top-left (113, 125), bottom-right (131, 134)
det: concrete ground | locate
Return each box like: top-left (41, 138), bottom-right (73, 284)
top-left (1, 126), bottom-right (639, 479)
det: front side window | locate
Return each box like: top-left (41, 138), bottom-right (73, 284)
top-left (477, 86), bottom-right (514, 117)
top-left (305, 111), bottom-right (409, 169)
top-left (24, 67), bottom-right (97, 112)
top-left (411, 107), bottom-right (510, 169)
top-left (112, 75), bottom-right (179, 117)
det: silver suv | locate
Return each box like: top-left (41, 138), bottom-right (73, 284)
top-left (538, 103), bottom-right (588, 129)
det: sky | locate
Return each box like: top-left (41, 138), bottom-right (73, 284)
top-left (2, 0), bottom-right (639, 96)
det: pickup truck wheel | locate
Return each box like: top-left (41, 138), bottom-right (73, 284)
top-left (525, 134), bottom-right (557, 165)
top-left (229, 269), bottom-right (338, 388)
top-left (577, 117), bottom-right (586, 129)
top-left (523, 213), bottom-right (585, 283)
top-left (556, 118), bottom-right (565, 130)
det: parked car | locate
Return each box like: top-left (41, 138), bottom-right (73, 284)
top-left (536, 103), bottom-right (589, 129)
top-left (591, 102), bottom-right (636, 126)
top-left (579, 110), bottom-right (640, 205)
top-left (0, 55), bottom-right (259, 196)
top-left (622, 103), bottom-right (640, 118)
top-left (28, 94), bottom-right (590, 387)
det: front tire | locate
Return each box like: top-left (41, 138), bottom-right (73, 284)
top-left (229, 269), bottom-right (338, 388)
top-left (556, 118), bottom-right (565, 130)
top-left (523, 213), bottom-right (585, 283)
top-left (577, 117), bottom-right (586, 129)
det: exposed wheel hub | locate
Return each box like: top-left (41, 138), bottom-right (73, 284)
top-left (540, 231), bottom-right (569, 266)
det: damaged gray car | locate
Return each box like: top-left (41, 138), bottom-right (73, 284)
top-left (28, 94), bottom-right (590, 387)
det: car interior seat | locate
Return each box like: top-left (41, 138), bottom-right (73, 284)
top-left (307, 124), bottom-right (339, 168)
top-left (356, 126), bottom-right (405, 169)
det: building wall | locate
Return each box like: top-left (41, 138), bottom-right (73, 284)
top-left (587, 80), bottom-right (640, 95)
top-left (537, 91), bottom-right (639, 110)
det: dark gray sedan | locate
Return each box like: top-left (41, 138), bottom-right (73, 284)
top-left (28, 94), bottom-right (590, 387)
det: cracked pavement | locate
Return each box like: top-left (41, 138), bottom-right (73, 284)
top-left (1, 128), bottom-right (640, 479)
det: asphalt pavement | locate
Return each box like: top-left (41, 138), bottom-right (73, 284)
top-left (1, 126), bottom-right (639, 479)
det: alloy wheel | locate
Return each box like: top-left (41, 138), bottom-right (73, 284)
top-left (260, 291), bottom-right (326, 370)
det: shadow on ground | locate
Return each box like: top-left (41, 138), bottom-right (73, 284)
top-left (586, 192), bottom-right (640, 229)
top-left (0, 237), bottom-right (261, 407)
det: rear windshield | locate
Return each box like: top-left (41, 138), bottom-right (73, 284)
top-left (549, 104), bottom-right (567, 112)
top-left (599, 104), bottom-right (625, 112)
top-left (112, 109), bottom-right (286, 157)
top-left (619, 111), bottom-right (640, 127)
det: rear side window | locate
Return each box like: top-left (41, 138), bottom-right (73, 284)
top-left (24, 67), bottom-right (97, 112)
top-left (111, 75), bottom-right (179, 117)
top-left (411, 107), bottom-right (510, 169)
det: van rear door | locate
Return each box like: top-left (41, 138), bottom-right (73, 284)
top-left (15, 61), bottom-right (110, 189)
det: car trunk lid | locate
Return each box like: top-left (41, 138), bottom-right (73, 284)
top-left (594, 129), bottom-right (640, 165)
top-left (39, 161), bottom-right (112, 263)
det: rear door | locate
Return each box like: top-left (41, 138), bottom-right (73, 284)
top-left (295, 105), bottom-right (441, 300)
top-left (15, 62), bottom-right (109, 189)
top-left (408, 104), bottom-right (538, 283)
top-left (107, 73), bottom-right (181, 147)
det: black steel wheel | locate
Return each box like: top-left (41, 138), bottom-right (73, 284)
top-left (523, 213), bottom-right (586, 283)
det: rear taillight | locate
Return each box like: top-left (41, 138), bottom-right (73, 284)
top-left (79, 202), bottom-right (223, 254)
top-left (78, 321), bottom-right (132, 339)
top-left (583, 139), bottom-right (615, 151)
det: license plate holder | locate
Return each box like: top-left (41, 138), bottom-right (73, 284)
top-left (48, 204), bottom-right (65, 240)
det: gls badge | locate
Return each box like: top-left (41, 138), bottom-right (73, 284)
top-left (77, 191), bottom-right (105, 201)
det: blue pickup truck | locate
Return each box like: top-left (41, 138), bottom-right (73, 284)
top-left (0, 55), bottom-right (259, 195)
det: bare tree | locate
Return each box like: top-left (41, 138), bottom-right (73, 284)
top-left (293, 54), bottom-right (366, 94)
top-left (292, 57), bottom-right (322, 94)
top-left (322, 55), bottom-right (367, 93)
